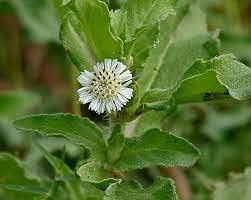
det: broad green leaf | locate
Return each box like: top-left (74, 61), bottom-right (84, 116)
top-left (139, 88), bottom-right (177, 113)
top-left (138, 2), bottom-right (251, 108)
top-left (0, 153), bottom-right (47, 200)
top-left (74, 0), bottom-right (122, 60)
top-left (113, 129), bottom-right (200, 171)
top-left (24, 137), bottom-right (79, 171)
top-left (77, 161), bottom-right (109, 183)
top-left (76, 125), bottom-right (123, 184)
top-left (78, 182), bottom-right (104, 200)
top-left (128, 24), bottom-right (159, 71)
top-left (139, 55), bottom-right (251, 107)
top-left (52, 0), bottom-right (72, 18)
top-left (214, 168), bottom-right (251, 200)
top-left (10, 0), bottom-right (60, 43)
top-left (138, 3), bottom-right (217, 97)
top-left (35, 181), bottom-right (64, 200)
top-left (60, 12), bottom-right (95, 71)
top-left (36, 142), bottom-right (104, 200)
top-left (35, 141), bottom-right (74, 177)
top-left (114, 0), bottom-right (175, 69)
top-left (0, 90), bottom-right (40, 120)
top-left (129, 111), bottom-right (167, 137)
top-left (140, 88), bottom-right (173, 106)
top-left (14, 114), bottom-right (107, 162)
top-left (110, 9), bottom-right (126, 39)
top-left (107, 124), bottom-right (125, 164)
top-left (173, 70), bottom-right (227, 103)
top-left (104, 177), bottom-right (178, 200)
top-left (119, 0), bottom-right (176, 40)
top-left (174, 54), bottom-right (251, 102)
top-left (60, 0), bottom-right (122, 71)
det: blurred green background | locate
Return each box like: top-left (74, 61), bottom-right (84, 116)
top-left (0, 0), bottom-right (251, 200)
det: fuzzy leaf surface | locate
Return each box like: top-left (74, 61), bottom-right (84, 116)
top-left (113, 129), bottom-right (200, 171)
top-left (60, 0), bottom-right (122, 71)
top-left (77, 161), bottom-right (109, 183)
top-left (138, 3), bottom-right (251, 109)
top-left (104, 177), bottom-right (178, 200)
top-left (107, 124), bottom-right (125, 164)
top-left (174, 54), bottom-right (251, 103)
top-left (60, 12), bottom-right (95, 71)
top-left (0, 153), bottom-right (46, 199)
top-left (36, 143), bottom-right (104, 200)
top-left (14, 114), bottom-right (107, 162)
top-left (120, 0), bottom-right (175, 40)
top-left (138, 4), bottom-right (217, 97)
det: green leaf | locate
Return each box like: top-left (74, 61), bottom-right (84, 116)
top-left (138, 3), bottom-right (217, 98)
top-left (220, 32), bottom-right (251, 64)
top-left (139, 55), bottom-right (251, 108)
top-left (77, 125), bottom-right (124, 184)
top-left (77, 161), bottom-right (109, 183)
top-left (139, 88), bottom-right (177, 113)
top-left (107, 124), bottom-right (125, 164)
top-left (0, 90), bottom-right (40, 120)
top-left (101, 0), bottom-right (110, 5)
top-left (113, 129), bottom-right (200, 171)
top-left (173, 70), bottom-right (227, 103)
top-left (52, 0), bottom-right (72, 18)
top-left (10, 0), bottom-right (60, 43)
top-left (62, 0), bottom-right (71, 6)
top-left (60, 12), bottom-right (95, 71)
top-left (129, 111), bottom-right (167, 137)
top-left (202, 104), bottom-right (251, 141)
top-left (74, 0), bottom-right (122, 60)
top-left (13, 114), bottom-right (107, 162)
top-left (114, 0), bottom-right (175, 69)
top-left (214, 168), bottom-right (251, 200)
top-left (137, 3), bottom-right (251, 109)
top-left (35, 141), bottom-right (74, 177)
top-left (110, 9), bottom-right (126, 39)
top-left (60, 0), bottom-right (122, 71)
top-left (0, 153), bottom-right (47, 199)
top-left (104, 177), bottom-right (178, 200)
top-left (35, 142), bottom-right (104, 200)
top-left (128, 24), bottom-right (159, 71)
top-left (119, 0), bottom-right (176, 41)
top-left (174, 54), bottom-right (251, 103)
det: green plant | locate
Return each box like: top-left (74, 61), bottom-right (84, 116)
top-left (1, 0), bottom-right (251, 199)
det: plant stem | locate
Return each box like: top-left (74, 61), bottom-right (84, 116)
top-left (71, 65), bottom-right (81, 115)
top-left (225, 0), bottom-right (243, 33)
top-left (160, 167), bottom-right (192, 200)
top-left (12, 21), bottom-right (23, 88)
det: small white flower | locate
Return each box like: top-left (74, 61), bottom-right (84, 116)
top-left (77, 59), bottom-right (133, 114)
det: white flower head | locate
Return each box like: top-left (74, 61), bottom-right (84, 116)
top-left (77, 59), bottom-right (133, 114)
